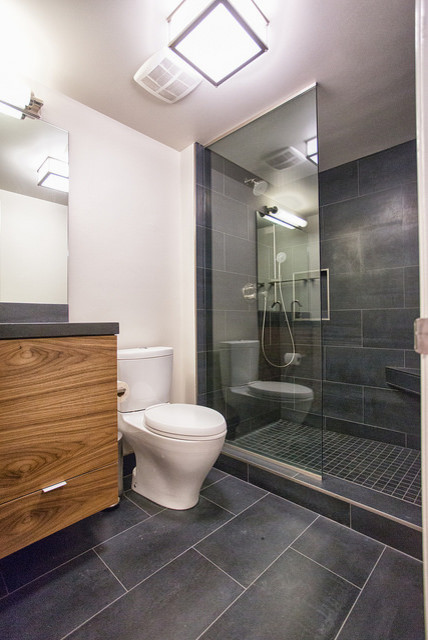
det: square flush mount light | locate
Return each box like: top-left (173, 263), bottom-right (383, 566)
top-left (168, 0), bottom-right (269, 86)
top-left (37, 157), bottom-right (69, 193)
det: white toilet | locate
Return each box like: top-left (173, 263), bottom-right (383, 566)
top-left (219, 340), bottom-right (313, 424)
top-left (117, 347), bottom-right (226, 510)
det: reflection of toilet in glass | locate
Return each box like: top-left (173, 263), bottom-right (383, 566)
top-left (219, 340), bottom-right (313, 425)
top-left (118, 347), bottom-right (226, 510)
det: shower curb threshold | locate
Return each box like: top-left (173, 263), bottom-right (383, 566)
top-left (220, 444), bottom-right (422, 531)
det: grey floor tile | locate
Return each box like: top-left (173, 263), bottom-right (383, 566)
top-left (95, 496), bottom-right (233, 589)
top-left (0, 574), bottom-right (7, 598)
top-left (0, 551), bottom-right (125, 640)
top-left (0, 498), bottom-right (150, 593)
top-left (336, 547), bottom-right (424, 639)
top-left (201, 466), bottom-right (227, 488)
top-left (291, 516), bottom-right (384, 587)
top-left (123, 489), bottom-right (165, 515)
top-left (201, 474), bottom-right (267, 514)
top-left (196, 494), bottom-right (317, 586)
top-left (200, 548), bottom-right (359, 640)
top-left (67, 549), bottom-right (243, 640)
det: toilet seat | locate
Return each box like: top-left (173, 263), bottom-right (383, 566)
top-left (247, 381), bottom-right (313, 401)
top-left (144, 403), bottom-right (226, 440)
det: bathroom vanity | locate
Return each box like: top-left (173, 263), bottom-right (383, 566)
top-left (0, 322), bottom-right (119, 558)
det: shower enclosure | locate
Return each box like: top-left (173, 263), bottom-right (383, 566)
top-left (196, 86), bottom-right (421, 525)
top-left (197, 87), bottom-right (323, 475)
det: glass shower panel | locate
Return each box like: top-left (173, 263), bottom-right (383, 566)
top-left (198, 87), bottom-right (322, 475)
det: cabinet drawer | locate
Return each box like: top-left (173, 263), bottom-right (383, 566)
top-left (0, 335), bottom-right (118, 503)
top-left (0, 464), bottom-right (117, 559)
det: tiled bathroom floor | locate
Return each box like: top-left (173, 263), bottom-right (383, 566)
top-left (235, 420), bottom-right (422, 506)
top-left (0, 468), bottom-right (424, 640)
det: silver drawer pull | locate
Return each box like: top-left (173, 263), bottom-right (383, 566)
top-left (42, 481), bottom-right (67, 493)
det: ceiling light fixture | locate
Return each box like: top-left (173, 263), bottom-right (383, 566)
top-left (258, 206), bottom-right (308, 230)
top-left (37, 157), bottom-right (69, 193)
top-left (306, 137), bottom-right (318, 165)
top-left (168, 0), bottom-right (269, 86)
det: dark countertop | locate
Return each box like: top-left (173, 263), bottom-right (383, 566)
top-left (385, 366), bottom-right (420, 395)
top-left (0, 322), bottom-right (119, 339)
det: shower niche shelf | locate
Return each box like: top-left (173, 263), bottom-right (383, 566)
top-left (385, 366), bottom-right (421, 395)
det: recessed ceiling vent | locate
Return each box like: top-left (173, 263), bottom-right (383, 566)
top-left (133, 48), bottom-right (202, 104)
top-left (264, 146), bottom-right (307, 171)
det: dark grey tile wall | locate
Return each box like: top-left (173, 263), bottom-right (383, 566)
top-left (196, 145), bottom-right (322, 439)
top-left (320, 140), bottom-right (420, 448)
top-left (196, 144), bottom-right (261, 433)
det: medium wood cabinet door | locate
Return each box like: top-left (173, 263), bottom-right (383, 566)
top-left (0, 335), bottom-right (118, 557)
top-left (0, 464), bottom-right (117, 558)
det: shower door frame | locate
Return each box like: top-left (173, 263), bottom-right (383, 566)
top-left (415, 0), bottom-right (428, 625)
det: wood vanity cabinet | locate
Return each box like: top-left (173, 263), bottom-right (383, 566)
top-left (0, 335), bottom-right (118, 558)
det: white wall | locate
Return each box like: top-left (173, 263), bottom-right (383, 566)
top-left (0, 188), bottom-right (67, 303)
top-left (31, 81), bottom-right (196, 402)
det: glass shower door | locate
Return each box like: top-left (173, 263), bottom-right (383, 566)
top-left (196, 87), bottom-right (322, 475)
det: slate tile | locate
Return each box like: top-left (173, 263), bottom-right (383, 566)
top-left (211, 190), bottom-right (249, 238)
top-left (336, 547), bottom-right (424, 639)
top-left (364, 387), bottom-right (420, 436)
top-left (358, 140), bottom-right (417, 195)
top-left (323, 187), bottom-right (403, 240)
top-left (212, 270), bottom-right (258, 311)
top-left (292, 516), bottom-right (384, 587)
top-left (325, 346), bottom-right (404, 387)
top-left (319, 161), bottom-right (358, 206)
top-left (323, 381), bottom-right (364, 422)
top-left (0, 498), bottom-right (150, 593)
top-left (322, 310), bottom-right (362, 347)
top-left (363, 308), bottom-right (418, 349)
top-left (249, 466), bottom-right (350, 526)
top-left (200, 548), bottom-right (359, 640)
top-left (123, 490), bottom-right (165, 516)
top-left (196, 494), bottom-right (317, 586)
top-left (321, 234), bottom-right (362, 273)
top-left (325, 416), bottom-right (406, 446)
top-left (215, 453), bottom-right (248, 480)
top-left (360, 223), bottom-right (404, 270)
top-left (351, 506), bottom-right (422, 560)
top-left (95, 496), bottom-right (233, 589)
top-left (201, 474), bottom-right (267, 514)
top-left (201, 466), bottom-right (227, 488)
top-left (0, 551), bottom-right (124, 640)
top-left (330, 269), bottom-right (404, 310)
top-left (404, 265), bottom-right (420, 308)
top-left (67, 549), bottom-right (243, 640)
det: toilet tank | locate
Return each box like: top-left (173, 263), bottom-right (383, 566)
top-left (219, 340), bottom-right (259, 387)
top-left (117, 347), bottom-right (173, 413)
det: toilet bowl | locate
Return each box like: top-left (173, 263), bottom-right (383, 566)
top-left (219, 340), bottom-right (313, 425)
top-left (119, 403), bottom-right (226, 509)
top-left (117, 347), bottom-right (226, 510)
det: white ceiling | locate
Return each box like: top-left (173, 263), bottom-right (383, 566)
top-left (1, 0), bottom-right (416, 170)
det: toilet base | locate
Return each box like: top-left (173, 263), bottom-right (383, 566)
top-left (131, 467), bottom-right (200, 510)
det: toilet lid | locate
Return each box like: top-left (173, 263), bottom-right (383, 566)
top-left (144, 403), bottom-right (226, 438)
top-left (247, 381), bottom-right (313, 401)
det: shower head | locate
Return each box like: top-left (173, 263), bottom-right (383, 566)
top-left (276, 252), bottom-right (287, 263)
top-left (244, 177), bottom-right (268, 196)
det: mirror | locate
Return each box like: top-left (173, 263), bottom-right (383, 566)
top-left (0, 113), bottom-right (68, 309)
